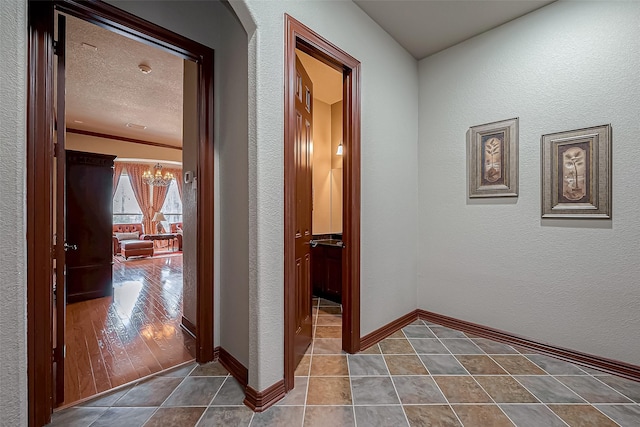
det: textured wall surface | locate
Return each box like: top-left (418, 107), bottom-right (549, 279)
top-left (417, 1), bottom-right (640, 365)
top-left (181, 59), bottom-right (199, 328)
top-left (0, 0), bottom-right (27, 425)
top-left (218, 1), bottom-right (250, 367)
top-left (231, 0), bottom-right (419, 390)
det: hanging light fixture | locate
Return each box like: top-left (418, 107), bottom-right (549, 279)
top-left (336, 141), bottom-right (344, 156)
top-left (142, 163), bottom-right (174, 187)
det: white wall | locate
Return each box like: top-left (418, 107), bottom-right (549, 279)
top-left (417, 1), bottom-right (640, 365)
top-left (230, 0), bottom-right (419, 390)
top-left (0, 1), bottom-right (27, 425)
top-left (218, 1), bottom-right (250, 368)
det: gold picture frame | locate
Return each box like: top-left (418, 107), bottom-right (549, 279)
top-left (468, 117), bottom-right (519, 198)
top-left (541, 124), bottom-right (612, 218)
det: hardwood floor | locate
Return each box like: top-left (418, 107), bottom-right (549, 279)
top-left (61, 253), bottom-right (195, 407)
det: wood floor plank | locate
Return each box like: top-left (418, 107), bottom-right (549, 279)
top-left (83, 306), bottom-right (112, 395)
top-left (62, 253), bottom-right (193, 407)
top-left (63, 304), bottom-right (96, 405)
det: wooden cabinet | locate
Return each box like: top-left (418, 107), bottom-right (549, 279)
top-left (65, 150), bottom-right (116, 303)
top-left (311, 244), bottom-right (342, 304)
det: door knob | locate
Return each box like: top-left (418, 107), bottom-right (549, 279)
top-left (64, 242), bottom-right (78, 251)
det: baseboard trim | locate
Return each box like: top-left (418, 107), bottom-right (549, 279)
top-left (360, 309), bottom-right (419, 350)
top-left (180, 316), bottom-right (197, 338)
top-left (418, 309), bottom-right (640, 382)
top-left (243, 380), bottom-right (286, 412)
top-left (218, 347), bottom-right (249, 387)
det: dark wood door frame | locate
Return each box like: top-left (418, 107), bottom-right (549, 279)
top-left (27, 1), bottom-right (215, 425)
top-left (284, 14), bottom-right (361, 391)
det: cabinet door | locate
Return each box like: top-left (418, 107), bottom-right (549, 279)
top-left (311, 246), bottom-right (325, 297)
top-left (325, 246), bottom-right (342, 303)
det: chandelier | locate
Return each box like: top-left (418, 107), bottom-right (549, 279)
top-left (142, 163), bottom-right (174, 187)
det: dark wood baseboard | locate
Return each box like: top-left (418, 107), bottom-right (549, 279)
top-left (417, 309), bottom-right (640, 382)
top-left (180, 316), bottom-right (197, 338)
top-left (360, 310), bottom-right (419, 350)
top-left (243, 380), bottom-right (286, 412)
top-left (218, 347), bottom-right (248, 388)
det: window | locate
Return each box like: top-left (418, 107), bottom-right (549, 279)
top-left (113, 174), bottom-right (143, 224)
top-left (161, 180), bottom-right (182, 224)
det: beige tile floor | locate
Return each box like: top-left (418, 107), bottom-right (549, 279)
top-left (48, 298), bottom-right (640, 426)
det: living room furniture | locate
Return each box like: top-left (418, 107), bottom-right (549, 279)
top-left (66, 150), bottom-right (117, 303)
top-left (121, 240), bottom-right (155, 259)
top-left (113, 223), bottom-right (154, 259)
top-left (170, 222), bottom-right (183, 251)
top-left (152, 211), bottom-right (167, 233)
top-left (143, 233), bottom-right (181, 251)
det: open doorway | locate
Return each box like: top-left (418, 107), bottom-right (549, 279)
top-left (58, 15), bottom-right (194, 406)
top-left (27, 1), bottom-right (214, 425)
top-left (284, 15), bottom-right (362, 392)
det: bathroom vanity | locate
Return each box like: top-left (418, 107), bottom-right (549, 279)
top-left (311, 238), bottom-right (343, 304)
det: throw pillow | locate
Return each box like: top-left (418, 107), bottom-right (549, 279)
top-left (115, 231), bottom-right (140, 241)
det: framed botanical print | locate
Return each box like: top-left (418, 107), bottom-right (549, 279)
top-left (541, 124), bottom-right (611, 218)
top-left (468, 117), bottom-right (518, 197)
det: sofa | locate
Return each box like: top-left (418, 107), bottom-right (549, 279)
top-left (112, 223), bottom-right (154, 259)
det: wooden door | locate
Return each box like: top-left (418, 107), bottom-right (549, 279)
top-left (65, 150), bottom-right (116, 303)
top-left (53, 12), bottom-right (67, 405)
top-left (293, 55), bottom-right (313, 367)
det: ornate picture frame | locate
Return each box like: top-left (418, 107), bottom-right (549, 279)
top-left (541, 124), bottom-right (611, 218)
top-left (468, 117), bottom-right (519, 198)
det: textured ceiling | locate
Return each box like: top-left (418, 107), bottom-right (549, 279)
top-left (65, 14), bottom-right (184, 147)
top-left (64, 2), bottom-right (555, 145)
top-left (296, 49), bottom-right (343, 105)
top-left (354, 0), bottom-right (555, 59)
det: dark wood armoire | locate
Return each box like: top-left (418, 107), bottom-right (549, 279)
top-left (65, 150), bottom-right (116, 303)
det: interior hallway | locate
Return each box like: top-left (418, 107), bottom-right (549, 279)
top-left (49, 298), bottom-right (640, 426)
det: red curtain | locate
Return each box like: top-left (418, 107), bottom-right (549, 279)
top-left (167, 168), bottom-right (183, 199)
top-left (123, 163), bottom-right (153, 234)
top-left (112, 162), bottom-right (124, 197)
top-left (151, 184), bottom-right (169, 234)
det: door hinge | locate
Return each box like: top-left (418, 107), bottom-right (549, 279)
top-left (53, 142), bottom-right (58, 157)
top-left (52, 346), bottom-right (65, 363)
top-left (53, 40), bottom-right (60, 56)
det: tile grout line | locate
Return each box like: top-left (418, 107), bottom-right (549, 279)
top-left (377, 338), bottom-right (412, 427)
top-left (550, 372), bottom-right (629, 426)
top-left (481, 353), bottom-right (572, 426)
top-left (300, 297), bottom-right (320, 426)
top-left (346, 346), bottom-right (357, 427)
top-left (405, 322), bottom-right (466, 427)
top-left (493, 353), bottom-right (628, 426)
top-left (446, 330), bottom-right (556, 427)
top-left (158, 366), bottom-right (217, 408)
top-left (588, 372), bottom-right (638, 403)
top-left (192, 373), bottom-right (231, 426)
top-left (101, 363), bottom-right (199, 427)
